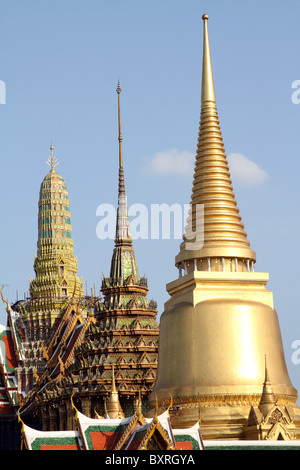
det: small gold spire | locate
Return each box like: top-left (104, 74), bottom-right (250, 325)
top-left (46, 142), bottom-right (59, 172)
top-left (105, 365), bottom-right (125, 419)
top-left (259, 355), bottom-right (276, 416)
top-left (116, 80), bottom-right (123, 169)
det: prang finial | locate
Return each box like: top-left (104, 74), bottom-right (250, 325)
top-left (116, 80), bottom-right (123, 168)
top-left (116, 79), bottom-right (122, 95)
top-left (46, 142), bottom-right (59, 172)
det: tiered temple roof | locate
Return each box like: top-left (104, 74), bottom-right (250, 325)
top-left (0, 85), bottom-right (159, 438)
top-left (20, 404), bottom-right (204, 450)
top-left (71, 83), bottom-right (159, 415)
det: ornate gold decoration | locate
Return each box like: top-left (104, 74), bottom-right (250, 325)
top-left (46, 142), bottom-right (59, 172)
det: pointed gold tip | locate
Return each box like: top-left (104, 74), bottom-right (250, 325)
top-left (201, 12), bottom-right (216, 102)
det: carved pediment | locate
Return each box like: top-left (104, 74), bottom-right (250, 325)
top-left (144, 368), bottom-right (156, 379)
top-left (136, 336), bottom-right (146, 347)
top-left (266, 421), bottom-right (296, 441)
top-left (117, 355), bottom-right (127, 365)
top-left (114, 338), bottom-right (125, 348)
top-left (130, 319), bottom-right (142, 330)
top-left (245, 404), bottom-right (296, 441)
top-left (115, 370), bottom-right (128, 379)
top-left (139, 352), bottom-right (151, 364)
top-left (125, 274), bottom-right (135, 286)
top-left (263, 406), bottom-right (293, 426)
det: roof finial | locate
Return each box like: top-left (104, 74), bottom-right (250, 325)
top-left (116, 80), bottom-right (123, 169)
top-left (201, 13), bottom-right (216, 102)
top-left (46, 142), bottom-right (59, 172)
top-left (259, 355), bottom-right (276, 416)
top-left (105, 364), bottom-right (125, 419)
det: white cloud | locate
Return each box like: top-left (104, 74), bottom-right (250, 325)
top-left (228, 153), bottom-right (268, 186)
top-left (144, 149), bottom-right (268, 187)
top-left (144, 148), bottom-right (194, 176)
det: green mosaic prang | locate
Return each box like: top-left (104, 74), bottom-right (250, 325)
top-left (24, 164), bottom-right (84, 329)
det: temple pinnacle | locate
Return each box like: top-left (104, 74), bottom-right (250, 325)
top-left (116, 79), bottom-right (121, 94)
top-left (116, 80), bottom-right (123, 169)
top-left (176, 13), bottom-right (256, 269)
top-left (113, 83), bottom-right (132, 247)
top-left (259, 356), bottom-right (277, 416)
top-left (46, 142), bottom-right (59, 172)
top-left (201, 13), bottom-right (216, 102)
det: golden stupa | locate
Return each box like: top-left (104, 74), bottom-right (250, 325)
top-left (150, 14), bottom-right (300, 440)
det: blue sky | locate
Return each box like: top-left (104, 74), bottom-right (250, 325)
top-left (1, 0), bottom-right (300, 399)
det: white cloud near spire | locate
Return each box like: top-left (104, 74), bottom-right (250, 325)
top-left (228, 153), bottom-right (268, 186)
top-left (144, 149), bottom-right (194, 176)
top-left (144, 148), bottom-right (268, 187)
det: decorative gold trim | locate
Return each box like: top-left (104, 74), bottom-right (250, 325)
top-left (151, 393), bottom-right (298, 409)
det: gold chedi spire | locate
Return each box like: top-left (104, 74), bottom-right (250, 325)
top-left (150, 14), bottom-right (300, 439)
top-left (177, 14), bottom-right (255, 274)
top-left (258, 356), bottom-right (276, 417)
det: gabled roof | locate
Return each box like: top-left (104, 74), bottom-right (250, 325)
top-left (19, 404), bottom-right (205, 451)
top-left (125, 413), bottom-right (175, 450)
top-left (114, 411), bottom-right (147, 450)
top-left (19, 299), bottom-right (94, 414)
top-left (75, 409), bottom-right (134, 450)
top-left (75, 408), bottom-right (176, 451)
